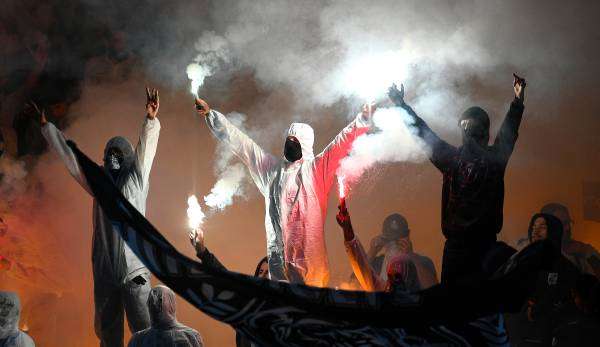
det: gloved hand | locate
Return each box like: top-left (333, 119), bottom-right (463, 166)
top-left (388, 83), bottom-right (405, 106)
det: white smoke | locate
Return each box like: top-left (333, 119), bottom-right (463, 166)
top-left (187, 195), bottom-right (205, 229)
top-left (338, 107), bottom-right (429, 185)
top-left (204, 163), bottom-right (246, 209)
top-left (203, 112), bottom-right (249, 211)
top-left (186, 31), bottom-right (231, 96)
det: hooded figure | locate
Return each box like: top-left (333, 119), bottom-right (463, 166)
top-left (41, 92), bottom-right (160, 346)
top-left (0, 292), bottom-right (35, 347)
top-left (506, 213), bottom-right (581, 346)
top-left (128, 286), bottom-right (203, 347)
top-left (541, 203), bottom-right (600, 277)
top-left (204, 107), bottom-right (370, 286)
top-left (388, 78), bottom-right (526, 285)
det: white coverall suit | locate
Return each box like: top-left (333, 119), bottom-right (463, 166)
top-left (206, 110), bottom-right (369, 287)
top-left (42, 117), bottom-right (160, 347)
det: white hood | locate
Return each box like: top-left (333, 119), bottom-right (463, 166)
top-left (287, 123), bottom-right (314, 159)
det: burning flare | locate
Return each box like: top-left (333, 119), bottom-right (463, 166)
top-left (337, 175), bottom-right (346, 199)
top-left (186, 195), bottom-right (205, 230)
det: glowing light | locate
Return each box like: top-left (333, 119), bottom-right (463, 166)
top-left (337, 175), bottom-right (346, 199)
top-left (343, 50), bottom-right (410, 102)
top-left (186, 195), bottom-right (205, 230)
top-left (186, 63), bottom-right (211, 96)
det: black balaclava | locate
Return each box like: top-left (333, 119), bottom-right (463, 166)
top-left (284, 137), bottom-right (303, 162)
top-left (381, 213), bottom-right (409, 240)
top-left (103, 136), bottom-right (134, 180)
top-left (104, 148), bottom-right (124, 179)
top-left (541, 203), bottom-right (573, 242)
top-left (528, 213), bottom-right (564, 255)
top-left (459, 106), bottom-right (490, 147)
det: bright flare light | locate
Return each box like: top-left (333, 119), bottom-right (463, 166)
top-left (343, 50), bottom-right (410, 102)
top-left (337, 175), bottom-right (346, 199)
top-left (186, 195), bottom-right (205, 230)
top-left (186, 63), bottom-right (211, 96)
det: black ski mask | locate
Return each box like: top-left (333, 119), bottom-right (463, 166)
top-left (104, 147), bottom-right (124, 179)
top-left (284, 136), bottom-right (303, 162)
top-left (459, 106), bottom-right (490, 147)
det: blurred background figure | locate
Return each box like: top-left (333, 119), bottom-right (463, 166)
top-left (0, 291), bottom-right (35, 347)
top-left (541, 203), bottom-right (600, 278)
top-left (367, 213), bottom-right (438, 289)
top-left (128, 286), bottom-right (203, 347)
top-left (506, 213), bottom-right (580, 347)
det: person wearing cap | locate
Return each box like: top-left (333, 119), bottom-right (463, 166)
top-left (388, 75), bottom-right (526, 284)
top-left (194, 97), bottom-right (373, 287)
top-left (366, 213), bottom-right (438, 289)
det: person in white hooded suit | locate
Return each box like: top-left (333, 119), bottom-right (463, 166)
top-left (195, 98), bottom-right (372, 287)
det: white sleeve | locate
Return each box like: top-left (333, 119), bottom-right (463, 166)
top-left (41, 122), bottom-right (92, 195)
top-left (134, 117), bottom-right (161, 186)
top-left (205, 110), bottom-right (277, 194)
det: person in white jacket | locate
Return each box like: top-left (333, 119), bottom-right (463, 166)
top-left (35, 88), bottom-right (161, 347)
top-left (194, 97), bottom-right (373, 287)
top-left (0, 292), bottom-right (35, 347)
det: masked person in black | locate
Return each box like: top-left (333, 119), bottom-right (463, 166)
top-left (388, 74), bottom-right (526, 285)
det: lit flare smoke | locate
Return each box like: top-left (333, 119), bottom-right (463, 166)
top-left (186, 195), bottom-right (205, 230)
top-left (337, 175), bottom-right (346, 199)
top-left (186, 31), bottom-right (230, 96)
top-left (341, 50), bottom-right (411, 102)
top-left (204, 163), bottom-right (246, 209)
top-left (337, 106), bottom-right (429, 185)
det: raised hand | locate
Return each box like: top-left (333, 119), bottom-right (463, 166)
top-left (361, 102), bottom-right (378, 119)
top-left (336, 200), bottom-right (355, 241)
top-left (388, 83), bottom-right (405, 106)
top-left (189, 228), bottom-right (206, 254)
top-left (194, 97), bottom-right (211, 117)
top-left (27, 101), bottom-right (47, 125)
top-left (513, 73), bottom-right (526, 102)
top-left (146, 87), bottom-right (160, 119)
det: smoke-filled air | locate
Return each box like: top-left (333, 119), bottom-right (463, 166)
top-left (1, 0), bottom-right (600, 346)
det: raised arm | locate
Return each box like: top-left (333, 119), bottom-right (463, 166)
top-left (492, 74), bottom-right (526, 165)
top-left (133, 88), bottom-right (161, 186)
top-left (336, 201), bottom-right (386, 292)
top-left (314, 105), bottom-right (371, 189)
top-left (190, 228), bottom-right (228, 271)
top-left (37, 102), bottom-right (92, 194)
top-left (388, 84), bottom-right (457, 172)
top-left (196, 98), bottom-right (277, 194)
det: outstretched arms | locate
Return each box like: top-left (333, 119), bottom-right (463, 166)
top-left (388, 84), bottom-right (456, 172)
top-left (196, 97), bottom-right (277, 194)
top-left (337, 201), bottom-right (386, 291)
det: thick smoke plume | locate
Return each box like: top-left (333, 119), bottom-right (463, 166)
top-left (338, 107), bottom-right (429, 185)
top-left (186, 31), bottom-right (231, 96)
top-left (203, 112), bottom-right (248, 211)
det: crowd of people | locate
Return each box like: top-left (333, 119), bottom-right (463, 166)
top-left (1, 70), bottom-right (599, 347)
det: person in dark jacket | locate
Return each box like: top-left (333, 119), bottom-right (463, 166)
top-left (387, 74), bottom-right (526, 284)
top-left (541, 203), bottom-right (600, 278)
top-left (506, 213), bottom-right (581, 346)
